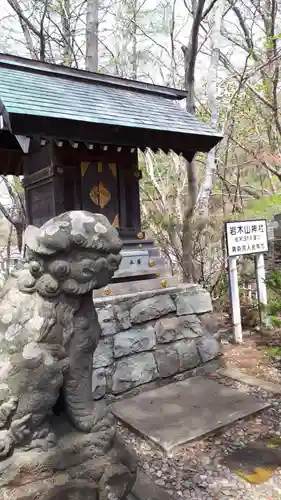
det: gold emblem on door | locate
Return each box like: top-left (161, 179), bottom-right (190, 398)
top-left (90, 182), bottom-right (111, 208)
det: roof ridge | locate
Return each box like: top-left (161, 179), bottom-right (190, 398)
top-left (0, 53), bottom-right (187, 100)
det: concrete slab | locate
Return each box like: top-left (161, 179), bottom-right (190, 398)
top-left (112, 376), bottom-right (269, 453)
top-left (219, 366), bottom-right (281, 394)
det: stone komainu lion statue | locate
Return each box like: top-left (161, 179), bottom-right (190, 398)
top-left (0, 210), bottom-right (123, 456)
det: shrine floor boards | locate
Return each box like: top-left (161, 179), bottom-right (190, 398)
top-left (112, 376), bottom-right (269, 454)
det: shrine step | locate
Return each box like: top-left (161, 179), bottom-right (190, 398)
top-left (92, 276), bottom-right (180, 298)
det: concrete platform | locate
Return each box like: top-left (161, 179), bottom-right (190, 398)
top-left (112, 376), bottom-right (269, 453)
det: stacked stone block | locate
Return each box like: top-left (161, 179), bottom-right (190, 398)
top-left (92, 285), bottom-right (220, 399)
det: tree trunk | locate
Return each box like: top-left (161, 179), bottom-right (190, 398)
top-left (181, 0), bottom-right (207, 282)
top-left (182, 156), bottom-right (197, 282)
top-left (61, 0), bottom-right (73, 66)
top-left (7, 0), bottom-right (44, 60)
top-left (86, 0), bottom-right (99, 71)
top-left (6, 223), bottom-right (13, 277)
top-left (197, 0), bottom-right (225, 216)
top-left (19, 18), bottom-right (38, 59)
top-left (131, 0), bottom-right (138, 79)
top-left (0, 176), bottom-right (26, 253)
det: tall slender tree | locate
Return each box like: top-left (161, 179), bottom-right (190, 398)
top-left (181, 0), bottom-right (218, 281)
top-left (197, 0), bottom-right (226, 216)
top-left (86, 0), bottom-right (99, 70)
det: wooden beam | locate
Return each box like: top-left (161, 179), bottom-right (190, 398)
top-left (11, 114), bottom-right (220, 155)
top-left (23, 165), bottom-right (55, 187)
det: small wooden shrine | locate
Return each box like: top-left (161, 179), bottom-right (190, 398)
top-left (0, 54), bottom-right (221, 285)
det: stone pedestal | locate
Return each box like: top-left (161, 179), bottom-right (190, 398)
top-left (0, 415), bottom-right (136, 500)
top-left (92, 284), bottom-right (221, 400)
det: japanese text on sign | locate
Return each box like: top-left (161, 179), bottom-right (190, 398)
top-left (225, 220), bottom-right (268, 257)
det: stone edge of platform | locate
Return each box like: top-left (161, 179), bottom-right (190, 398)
top-left (219, 366), bottom-right (281, 394)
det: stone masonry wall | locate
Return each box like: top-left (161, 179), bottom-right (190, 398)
top-left (92, 284), bottom-right (220, 400)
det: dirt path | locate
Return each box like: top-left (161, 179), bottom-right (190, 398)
top-left (222, 328), bottom-right (281, 384)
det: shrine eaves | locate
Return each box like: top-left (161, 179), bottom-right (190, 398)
top-left (0, 53), bottom-right (222, 174)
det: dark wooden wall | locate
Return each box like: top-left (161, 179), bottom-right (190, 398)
top-left (23, 141), bottom-right (142, 236)
top-left (23, 142), bottom-right (64, 226)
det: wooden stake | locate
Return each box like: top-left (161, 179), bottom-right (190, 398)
top-left (228, 256), bottom-right (243, 343)
top-left (255, 253), bottom-right (267, 327)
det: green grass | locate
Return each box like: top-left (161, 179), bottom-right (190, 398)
top-left (265, 347), bottom-right (281, 358)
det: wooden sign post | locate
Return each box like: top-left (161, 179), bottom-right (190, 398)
top-left (228, 255), bottom-right (242, 343)
top-left (225, 219), bottom-right (268, 343)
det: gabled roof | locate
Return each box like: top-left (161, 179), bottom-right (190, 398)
top-left (0, 54), bottom-right (222, 158)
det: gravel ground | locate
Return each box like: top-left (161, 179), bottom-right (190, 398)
top-left (118, 374), bottom-right (281, 500)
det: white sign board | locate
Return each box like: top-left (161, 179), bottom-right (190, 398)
top-left (225, 219), bottom-right (268, 257)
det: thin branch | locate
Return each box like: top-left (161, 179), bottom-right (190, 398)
top-left (7, 0), bottom-right (41, 38)
top-left (202, 0), bottom-right (219, 20)
top-left (39, 0), bottom-right (48, 61)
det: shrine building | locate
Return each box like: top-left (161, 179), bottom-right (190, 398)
top-left (0, 54), bottom-right (221, 288)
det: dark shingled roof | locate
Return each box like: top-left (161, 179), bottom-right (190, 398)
top-left (0, 54), bottom-right (222, 157)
